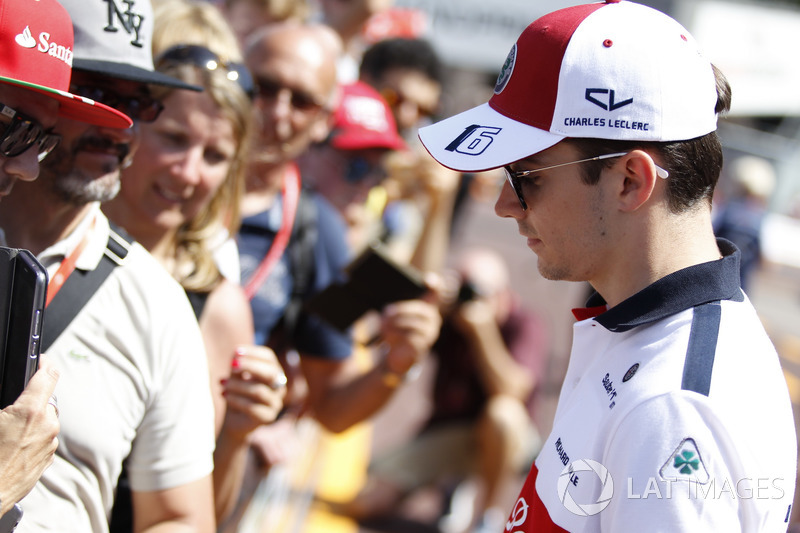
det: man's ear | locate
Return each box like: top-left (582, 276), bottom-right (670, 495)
top-left (616, 150), bottom-right (660, 212)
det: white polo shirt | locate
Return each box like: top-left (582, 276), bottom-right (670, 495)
top-left (17, 206), bottom-right (215, 533)
top-left (507, 240), bottom-right (797, 532)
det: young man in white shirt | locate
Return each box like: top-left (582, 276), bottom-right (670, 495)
top-left (418, 1), bottom-right (797, 531)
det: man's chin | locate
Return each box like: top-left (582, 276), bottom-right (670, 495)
top-left (55, 173), bottom-right (121, 205)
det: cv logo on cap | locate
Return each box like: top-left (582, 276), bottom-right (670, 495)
top-left (14, 26), bottom-right (73, 67)
top-left (494, 44), bottom-right (516, 95)
top-left (585, 88), bottom-right (633, 111)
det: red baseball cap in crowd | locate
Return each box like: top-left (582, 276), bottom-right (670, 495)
top-left (0, 0), bottom-right (132, 128)
top-left (418, 0), bottom-right (718, 172)
top-left (329, 81), bottom-right (407, 152)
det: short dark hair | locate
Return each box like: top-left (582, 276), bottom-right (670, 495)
top-left (359, 37), bottom-right (443, 87)
top-left (571, 64), bottom-right (732, 214)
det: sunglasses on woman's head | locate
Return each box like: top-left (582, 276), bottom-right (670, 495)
top-left (156, 44), bottom-right (256, 100)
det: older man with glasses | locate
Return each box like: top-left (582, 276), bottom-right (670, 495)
top-left (234, 25), bottom-right (441, 523)
top-left (0, 0), bottom-right (220, 532)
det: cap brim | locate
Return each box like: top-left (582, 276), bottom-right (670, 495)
top-left (73, 59), bottom-right (203, 92)
top-left (0, 77), bottom-right (132, 129)
top-left (418, 102), bottom-right (564, 172)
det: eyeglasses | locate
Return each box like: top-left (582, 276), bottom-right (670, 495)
top-left (503, 152), bottom-right (669, 210)
top-left (253, 76), bottom-right (327, 112)
top-left (0, 103), bottom-right (61, 162)
top-left (156, 44), bottom-right (256, 99)
top-left (343, 155), bottom-right (385, 184)
top-left (70, 85), bottom-right (164, 123)
top-left (379, 87), bottom-right (437, 120)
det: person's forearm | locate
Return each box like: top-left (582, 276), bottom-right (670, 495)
top-left (212, 430), bottom-right (249, 523)
top-left (133, 477), bottom-right (215, 533)
top-left (463, 318), bottom-right (534, 400)
top-left (409, 179), bottom-right (457, 274)
top-left (310, 362), bottom-right (398, 433)
top-left (138, 522), bottom-right (207, 533)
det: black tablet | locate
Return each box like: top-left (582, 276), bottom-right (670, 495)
top-left (0, 248), bottom-right (47, 409)
top-left (305, 243), bottom-right (427, 332)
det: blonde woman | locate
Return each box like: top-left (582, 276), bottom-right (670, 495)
top-left (104, 0), bottom-right (285, 524)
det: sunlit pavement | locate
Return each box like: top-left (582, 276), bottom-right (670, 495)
top-left (747, 262), bottom-right (800, 527)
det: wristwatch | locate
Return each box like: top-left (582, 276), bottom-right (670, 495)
top-left (0, 504), bottom-right (22, 533)
top-left (379, 359), bottom-right (422, 389)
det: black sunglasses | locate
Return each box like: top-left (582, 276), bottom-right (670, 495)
top-left (503, 152), bottom-right (670, 210)
top-left (0, 103), bottom-right (61, 162)
top-left (343, 155), bottom-right (385, 184)
top-left (156, 44), bottom-right (256, 99)
top-left (253, 75), bottom-right (326, 112)
top-left (70, 85), bottom-right (165, 123)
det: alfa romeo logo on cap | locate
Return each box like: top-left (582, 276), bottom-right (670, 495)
top-left (494, 43), bottom-right (516, 95)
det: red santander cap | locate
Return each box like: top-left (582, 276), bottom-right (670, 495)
top-left (329, 81), bottom-right (407, 152)
top-left (0, 0), bottom-right (131, 129)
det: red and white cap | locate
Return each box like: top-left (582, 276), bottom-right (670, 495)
top-left (419, 1), bottom-right (718, 172)
top-left (0, 0), bottom-right (131, 128)
top-left (329, 81), bottom-right (407, 152)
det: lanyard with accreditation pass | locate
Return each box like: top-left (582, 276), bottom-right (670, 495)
top-left (45, 217), bottom-right (96, 307)
top-left (243, 163), bottom-right (301, 300)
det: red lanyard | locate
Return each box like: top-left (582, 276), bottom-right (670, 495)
top-left (45, 217), bottom-right (96, 307)
top-left (243, 163), bottom-right (301, 301)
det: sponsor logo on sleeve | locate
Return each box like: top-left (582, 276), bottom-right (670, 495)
top-left (622, 363), bottom-right (639, 382)
top-left (660, 437), bottom-right (710, 484)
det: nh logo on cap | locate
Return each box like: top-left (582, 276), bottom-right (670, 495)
top-left (103, 0), bottom-right (144, 48)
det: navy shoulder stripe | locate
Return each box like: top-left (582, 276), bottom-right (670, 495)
top-left (681, 301), bottom-right (721, 396)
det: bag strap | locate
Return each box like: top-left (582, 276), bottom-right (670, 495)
top-left (282, 189), bottom-right (318, 338)
top-left (681, 301), bottom-right (721, 396)
top-left (41, 225), bottom-right (133, 353)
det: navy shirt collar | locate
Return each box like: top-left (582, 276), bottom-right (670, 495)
top-left (587, 239), bottom-right (743, 332)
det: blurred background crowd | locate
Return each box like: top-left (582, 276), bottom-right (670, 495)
top-left (4, 0), bottom-right (800, 532)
